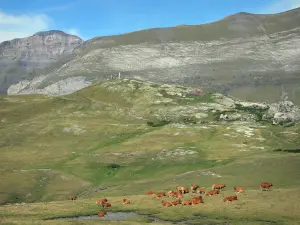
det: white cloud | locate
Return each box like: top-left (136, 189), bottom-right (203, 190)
top-left (0, 9), bottom-right (84, 43)
top-left (261, 0), bottom-right (300, 14)
top-left (0, 10), bottom-right (52, 43)
top-left (66, 28), bottom-right (80, 36)
top-left (64, 28), bottom-right (85, 40)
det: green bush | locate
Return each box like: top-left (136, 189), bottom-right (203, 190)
top-left (146, 120), bottom-right (171, 127)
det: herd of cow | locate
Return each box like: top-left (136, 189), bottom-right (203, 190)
top-left (71, 181), bottom-right (273, 217)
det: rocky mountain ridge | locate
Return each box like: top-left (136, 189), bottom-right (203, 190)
top-left (2, 8), bottom-right (300, 104)
top-left (0, 30), bottom-right (83, 94)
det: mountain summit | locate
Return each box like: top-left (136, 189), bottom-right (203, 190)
top-left (0, 30), bottom-right (83, 94)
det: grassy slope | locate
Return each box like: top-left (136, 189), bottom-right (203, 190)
top-left (1, 79), bottom-right (300, 224)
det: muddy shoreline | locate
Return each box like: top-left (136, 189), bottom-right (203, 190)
top-left (45, 211), bottom-right (195, 224)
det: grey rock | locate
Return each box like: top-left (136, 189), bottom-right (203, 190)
top-left (263, 100), bottom-right (300, 124)
top-left (0, 30), bottom-right (83, 94)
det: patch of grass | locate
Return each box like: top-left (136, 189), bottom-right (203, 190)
top-left (273, 148), bottom-right (300, 153)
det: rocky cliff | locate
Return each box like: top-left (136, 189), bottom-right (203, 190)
top-left (0, 30), bottom-right (83, 94)
top-left (4, 8), bottom-right (300, 104)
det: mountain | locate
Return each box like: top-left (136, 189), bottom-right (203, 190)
top-left (4, 8), bottom-right (300, 104)
top-left (0, 30), bottom-right (83, 94)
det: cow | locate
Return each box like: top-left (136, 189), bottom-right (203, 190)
top-left (190, 184), bottom-right (199, 193)
top-left (223, 195), bottom-right (238, 202)
top-left (212, 184), bottom-right (226, 190)
top-left (153, 192), bottom-right (166, 198)
top-left (96, 198), bottom-right (108, 205)
top-left (103, 202), bottom-right (111, 208)
top-left (167, 190), bottom-right (177, 198)
top-left (97, 210), bottom-right (107, 217)
top-left (171, 199), bottom-right (182, 206)
top-left (196, 187), bottom-right (205, 194)
top-left (260, 181), bottom-right (273, 191)
top-left (175, 191), bottom-right (183, 199)
top-left (123, 198), bottom-right (131, 204)
top-left (146, 191), bottom-right (154, 195)
top-left (182, 200), bottom-right (192, 205)
top-left (233, 187), bottom-right (245, 193)
top-left (183, 187), bottom-right (190, 194)
top-left (161, 200), bottom-right (173, 207)
top-left (176, 186), bottom-right (185, 194)
top-left (191, 196), bottom-right (204, 204)
top-left (205, 190), bottom-right (220, 196)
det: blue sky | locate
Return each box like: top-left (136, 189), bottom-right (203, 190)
top-left (0, 0), bottom-right (300, 42)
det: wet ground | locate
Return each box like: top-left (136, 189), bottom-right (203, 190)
top-left (53, 212), bottom-right (139, 221)
top-left (51, 211), bottom-right (171, 223)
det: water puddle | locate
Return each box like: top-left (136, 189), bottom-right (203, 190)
top-left (52, 212), bottom-right (139, 221)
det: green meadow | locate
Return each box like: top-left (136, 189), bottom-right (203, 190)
top-left (1, 79), bottom-right (300, 224)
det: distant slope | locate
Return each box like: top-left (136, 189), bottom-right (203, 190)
top-left (82, 8), bottom-right (300, 47)
top-left (5, 8), bottom-right (300, 104)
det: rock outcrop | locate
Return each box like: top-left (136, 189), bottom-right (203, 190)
top-left (263, 100), bottom-right (300, 125)
top-left (0, 30), bottom-right (83, 93)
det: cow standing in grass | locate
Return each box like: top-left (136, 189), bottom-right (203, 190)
top-left (233, 187), bottom-right (245, 193)
top-left (190, 184), bottom-right (199, 193)
top-left (212, 184), bottom-right (226, 190)
top-left (260, 181), bottom-right (273, 191)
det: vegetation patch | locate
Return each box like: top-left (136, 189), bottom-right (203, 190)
top-left (146, 119), bottom-right (171, 127)
top-left (235, 103), bottom-right (268, 121)
top-left (273, 148), bottom-right (300, 153)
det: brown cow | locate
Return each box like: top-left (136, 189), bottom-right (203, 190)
top-left (182, 200), bottom-right (192, 205)
top-left (176, 186), bottom-right (185, 194)
top-left (212, 184), bottom-right (226, 190)
top-left (260, 181), bottom-right (273, 191)
top-left (123, 198), bottom-right (131, 204)
top-left (175, 191), bottom-right (183, 199)
top-left (233, 187), bottom-right (245, 193)
top-left (153, 192), bottom-right (166, 198)
top-left (190, 184), bottom-right (199, 193)
top-left (103, 202), bottom-right (111, 208)
top-left (167, 190), bottom-right (177, 198)
top-left (223, 195), bottom-right (238, 202)
top-left (146, 191), bottom-right (154, 195)
top-left (97, 210), bottom-right (107, 217)
top-left (161, 200), bottom-right (173, 207)
top-left (183, 187), bottom-right (189, 194)
top-left (96, 198), bottom-right (108, 205)
top-left (196, 187), bottom-right (205, 194)
top-left (205, 190), bottom-right (220, 196)
top-left (191, 196), bottom-right (204, 204)
top-left (171, 199), bottom-right (182, 206)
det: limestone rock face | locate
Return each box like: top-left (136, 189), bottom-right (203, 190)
top-left (263, 100), bottom-right (300, 125)
top-left (0, 30), bottom-right (83, 93)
